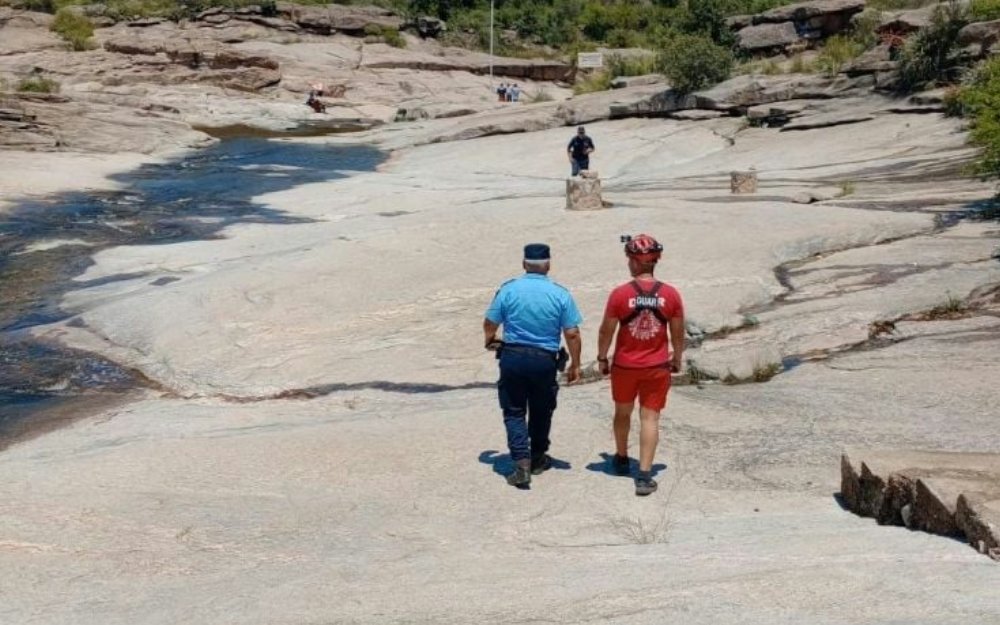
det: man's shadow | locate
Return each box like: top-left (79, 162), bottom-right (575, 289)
top-left (585, 452), bottom-right (666, 478)
top-left (478, 450), bottom-right (572, 478)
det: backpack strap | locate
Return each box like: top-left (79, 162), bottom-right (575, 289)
top-left (621, 281), bottom-right (669, 326)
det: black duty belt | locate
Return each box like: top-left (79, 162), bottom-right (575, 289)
top-left (502, 344), bottom-right (557, 358)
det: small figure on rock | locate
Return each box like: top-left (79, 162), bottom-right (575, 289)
top-left (509, 83), bottom-right (521, 103)
top-left (306, 90), bottom-right (326, 114)
top-left (483, 243), bottom-right (583, 488)
top-left (567, 125), bottom-right (595, 177)
top-left (496, 82), bottom-right (507, 103)
top-left (596, 234), bottom-right (685, 497)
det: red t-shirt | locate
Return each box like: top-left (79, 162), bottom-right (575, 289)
top-left (605, 279), bottom-right (684, 368)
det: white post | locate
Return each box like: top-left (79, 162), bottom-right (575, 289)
top-left (489, 0), bottom-right (494, 83)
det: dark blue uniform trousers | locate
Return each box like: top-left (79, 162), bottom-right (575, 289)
top-left (498, 348), bottom-right (559, 462)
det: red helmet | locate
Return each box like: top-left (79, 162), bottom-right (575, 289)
top-left (624, 233), bottom-right (663, 261)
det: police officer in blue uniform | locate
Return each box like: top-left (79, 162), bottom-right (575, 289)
top-left (483, 243), bottom-right (583, 488)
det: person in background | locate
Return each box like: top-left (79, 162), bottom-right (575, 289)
top-left (567, 125), bottom-right (595, 176)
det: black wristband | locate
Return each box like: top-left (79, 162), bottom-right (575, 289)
top-left (597, 357), bottom-right (609, 363)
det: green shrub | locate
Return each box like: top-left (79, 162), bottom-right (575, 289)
top-left (851, 8), bottom-right (883, 50)
top-left (17, 76), bottom-right (61, 93)
top-left (970, 0), bottom-right (1000, 21)
top-left (363, 23), bottom-right (408, 47)
top-left (51, 7), bottom-right (94, 51)
top-left (897, 0), bottom-right (968, 92)
top-left (656, 33), bottom-right (733, 93)
top-left (382, 26), bottom-right (406, 47)
top-left (958, 57), bottom-right (1000, 188)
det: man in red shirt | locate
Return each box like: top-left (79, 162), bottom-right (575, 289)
top-left (596, 234), bottom-right (685, 496)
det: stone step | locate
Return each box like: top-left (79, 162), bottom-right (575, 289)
top-left (841, 449), bottom-right (1000, 560)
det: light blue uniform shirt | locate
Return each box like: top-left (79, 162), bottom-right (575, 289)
top-left (485, 273), bottom-right (583, 352)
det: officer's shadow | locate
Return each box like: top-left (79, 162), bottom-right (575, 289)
top-left (585, 452), bottom-right (666, 478)
top-left (478, 450), bottom-right (572, 478)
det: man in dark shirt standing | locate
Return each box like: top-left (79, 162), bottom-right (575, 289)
top-left (567, 125), bottom-right (595, 176)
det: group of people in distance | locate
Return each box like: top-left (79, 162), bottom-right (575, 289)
top-left (496, 82), bottom-right (522, 102)
top-left (484, 235), bottom-right (684, 497)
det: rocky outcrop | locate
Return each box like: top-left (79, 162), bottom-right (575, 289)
top-left (753, 0), bottom-right (865, 25)
top-left (877, 5), bottom-right (935, 36)
top-left (845, 43), bottom-right (897, 75)
top-left (610, 74), bottom-right (666, 89)
top-left (737, 22), bottom-right (802, 53)
top-left (958, 19), bottom-right (1000, 48)
top-left (361, 50), bottom-right (572, 82)
top-left (841, 450), bottom-right (1000, 560)
top-left (271, 3), bottom-right (402, 35)
top-left (693, 73), bottom-right (867, 111)
top-left (734, 0), bottom-right (865, 54)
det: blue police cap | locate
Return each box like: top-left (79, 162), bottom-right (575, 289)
top-left (523, 243), bottom-right (550, 261)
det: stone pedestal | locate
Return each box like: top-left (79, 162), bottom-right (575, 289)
top-left (566, 173), bottom-right (604, 211)
top-left (730, 169), bottom-right (758, 194)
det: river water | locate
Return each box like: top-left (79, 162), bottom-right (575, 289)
top-left (0, 138), bottom-right (384, 445)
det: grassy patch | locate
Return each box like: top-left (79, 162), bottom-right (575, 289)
top-left (970, 0), bottom-right (1000, 21)
top-left (51, 7), bottom-right (94, 51)
top-left (573, 70), bottom-right (612, 94)
top-left (527, 88), bottom-right (554, 103)
top-left (606, 53), bottom-right (657, 78)
top-left (610, 514), bottom-right (672, 544)
top-left (16, 77), bottom-right (60, 93)
top-left (815, 34), bottom-right (865, 77)
top-left (924, 293), bottom-right (968, 318)
top-left (682, 360), bottom-right (719, 386)
top-left (789, 53), bottom-right (815, 74)
top-left (364, 23), bottom-right (407, 48)
top-left (720, 361), bottom-right (783, 385)
top-left (838, 180), bottom-right (856, 196)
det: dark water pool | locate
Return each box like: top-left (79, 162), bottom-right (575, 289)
top-left (0, 138), bottom-right (384, 443)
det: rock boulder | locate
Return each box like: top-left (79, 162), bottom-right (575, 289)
top-left (566, 174), bottom-right (604, 211)
top-left (958, 19), bottom-right (1000, 47)
top-left (737, 21), bottom-right (801, 53)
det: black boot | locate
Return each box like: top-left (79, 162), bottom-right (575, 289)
top-left (506, 459), bottom-right (532, 487)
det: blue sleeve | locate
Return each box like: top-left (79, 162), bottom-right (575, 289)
top-left (485, 288), bottom-right (505, 324)
top-left (560, 293), bottom-right (583, 329)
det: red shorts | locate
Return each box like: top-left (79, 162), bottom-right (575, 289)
top-left (610, 366), bottom-right (671, 411)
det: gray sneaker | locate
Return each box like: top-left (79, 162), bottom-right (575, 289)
top-left (634, 475), bottom-right (658, 497)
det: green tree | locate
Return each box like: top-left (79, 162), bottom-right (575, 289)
top-left (959, 58), bottom-right (1000, 189)
top-left (657, 32), bottom-right (733, 93)
top-left (897, 0), bottom-right (968, 92)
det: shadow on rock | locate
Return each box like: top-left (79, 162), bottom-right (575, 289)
top-left (585, 452), bottom-right (666, 478)
top-left (478, 449), bottom-right (572, 478)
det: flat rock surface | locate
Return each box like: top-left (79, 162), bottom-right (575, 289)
top-left (2, 19), bottom-right (1000, 624)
